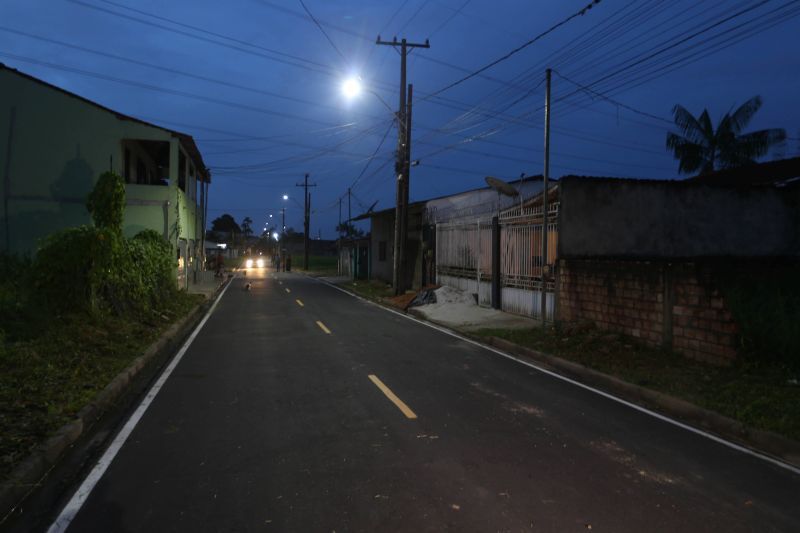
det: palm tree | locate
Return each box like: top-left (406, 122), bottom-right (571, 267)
top-left (666, 96), bottom-right (785, 175)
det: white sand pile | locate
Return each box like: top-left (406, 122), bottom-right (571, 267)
top-left (413, 286), bottom-right (536, 331)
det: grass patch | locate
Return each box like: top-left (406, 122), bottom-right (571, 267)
top-left (0, 291), bottom-right (202, 480)
top-left (339, 279), bottom-right (395, 301)
top-left (473, 325), bottom-right (800, 441)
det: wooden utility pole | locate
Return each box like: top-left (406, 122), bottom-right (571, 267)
top-left (541, 68), bottom-right (551, 324)
top-left (376, 36), bottom-right (429, 295)
top-left (296, 173), bottom-right (316, 270)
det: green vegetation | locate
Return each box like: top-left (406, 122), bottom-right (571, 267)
top-left (717, 264), bottom-right (800, 372)
top-left (0, 172), bottom-right (204, 480)
top-left (340, 279), bottom-right (395, 300)
top-left (473, 325), bottom-right (800, 441)
top-left (290, 254), bottom-right (338, 275)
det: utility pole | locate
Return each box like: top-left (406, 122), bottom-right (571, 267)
top-left (347, 187), bottom-right (351, 234)
top-left (338, 197), bottom-right (342, 238)
top-left (376, 35), bottom-right (429, 295)
top-left (541, 68), bottom-right (551, 324)
top-left (400, 84), bottom-right (413, 284)
top-left (296, 173), bottom-right (316, 270)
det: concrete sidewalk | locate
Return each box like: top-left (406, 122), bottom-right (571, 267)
top-left (408, 285), bottom-right (539, 332)
top-left (187, 270), bottom-right (227, 299)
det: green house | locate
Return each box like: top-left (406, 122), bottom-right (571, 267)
top-left (0, 63), bottom-right (211, 288)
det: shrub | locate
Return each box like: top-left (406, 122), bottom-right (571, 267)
top-left (33, 225), bottom-right (121, 313)
top-left (33, 172), bottom-right (178, 316)
top-left (86, 171), bottom-right (125, 233)
top-left (131, 229), bottom-right (178, 307)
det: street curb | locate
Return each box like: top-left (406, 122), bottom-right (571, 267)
top-left (324, 282), bottom-right (800, 469)
top-left (0, 279), bottom-right (228, 519)
top-left (473, 335), bottom-right (800, 469)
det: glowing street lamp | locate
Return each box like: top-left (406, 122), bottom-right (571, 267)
top-left (341, 77), bottom-right (362, 99)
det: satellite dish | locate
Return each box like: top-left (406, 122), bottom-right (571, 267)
top-left (485, 176), bottom-right (519, 197)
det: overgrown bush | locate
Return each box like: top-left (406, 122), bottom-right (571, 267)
top-left (33, 225), bottom-right (119, 313)
top-left (0, 254), bottom-right (36, 341)
top-left (718, 264), bottom-right (800, 372)
top-left (130, 229), bottom-right (178, 308)
top-left (86, 171), bottom-right (125, 233)
top-left (33, 172), bottom-right (178, 316)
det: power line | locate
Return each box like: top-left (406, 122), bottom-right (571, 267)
top-left (424, 0), bottom-right (602, 100)
top-left (350, 120), bottom-right (396, 189)
top-left (397, 0), bottom-right (430, 34)
top-left (427, 0), bottom-right (472, 38)
top-left (551, 69), bottom-right (671, 123)
top-left (298, 0), bottom-right (348, 64)
top-left (0, 26), bottom-right (393, 125)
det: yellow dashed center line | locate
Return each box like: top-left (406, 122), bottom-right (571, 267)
top-left (285, 288), bottom-right (291, 293)
top-left (368, 375), bottom-right (418, 419)
top-left (315, 320), bottom-right (331, 334)
top-left (296, 299), bottom-right (304, 307)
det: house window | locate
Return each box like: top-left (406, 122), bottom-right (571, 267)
top-left (378, 241), bottom-right (387, 261)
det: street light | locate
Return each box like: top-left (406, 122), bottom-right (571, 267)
top-left (341, 77), bottom-right (362, 99)
top-left (341, 76), bottom-right (395, 116)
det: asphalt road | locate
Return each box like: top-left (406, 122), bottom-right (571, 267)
top-left (52, 269), bottom-right (800, 532)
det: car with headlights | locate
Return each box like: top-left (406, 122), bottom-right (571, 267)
top-left (244, 256), bottom-right (266, 269)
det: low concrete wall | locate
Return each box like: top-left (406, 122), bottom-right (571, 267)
top-left (558, 177), bottom-right (798, 259)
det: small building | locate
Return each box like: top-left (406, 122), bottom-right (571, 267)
top-left (0, 63), bottom-right (210, 288)
top-left (355, 177), bottom-right (546, 290)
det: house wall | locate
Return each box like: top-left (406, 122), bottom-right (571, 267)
top-left (558, 177), bottom-right (798, 259)
top-left (0, 68), bottom-right (206, 266)
top-left (558, 259), bottom-right (742, 364)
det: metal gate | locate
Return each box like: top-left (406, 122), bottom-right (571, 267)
top-left (435, 221), bottom-right (493, 306)
top-left (499, 202), bottom-right (558, 320)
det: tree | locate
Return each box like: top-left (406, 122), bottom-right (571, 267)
top-left (241, 216), bottom-right (253, 238)
top-left (336, 222), bottom-right (364, 239)
top-left (211, 214), bottom-right (241, 234)
top-left (666, 96), bottom-right (786, 175)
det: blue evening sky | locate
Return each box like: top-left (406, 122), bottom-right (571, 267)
top-left (3, 0), bottom-right (799, 237)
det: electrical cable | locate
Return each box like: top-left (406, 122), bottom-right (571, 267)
top-left (298, 0), bottom-right (348, 64)
top-left (423, 0), bottom-right (602, 100)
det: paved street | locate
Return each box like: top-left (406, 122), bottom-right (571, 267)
top-left (55, 269), bottom-right (799, 532)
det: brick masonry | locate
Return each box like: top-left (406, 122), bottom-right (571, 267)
top-left (557, 259), bottom-right (738, 364)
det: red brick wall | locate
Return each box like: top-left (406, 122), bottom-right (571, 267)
top-left (557, 259), bottom-right (738, 364)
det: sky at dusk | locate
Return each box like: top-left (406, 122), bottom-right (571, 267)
top-left (3, 0), bottom-right (799, 238)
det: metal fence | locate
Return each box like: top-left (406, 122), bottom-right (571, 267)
top-left (435, 202), bottom-right (559, 320)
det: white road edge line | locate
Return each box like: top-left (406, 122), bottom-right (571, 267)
top-left (313, 276), bottom-right (800, 477)
top-left (47, 278), bottom-right (235, 533)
